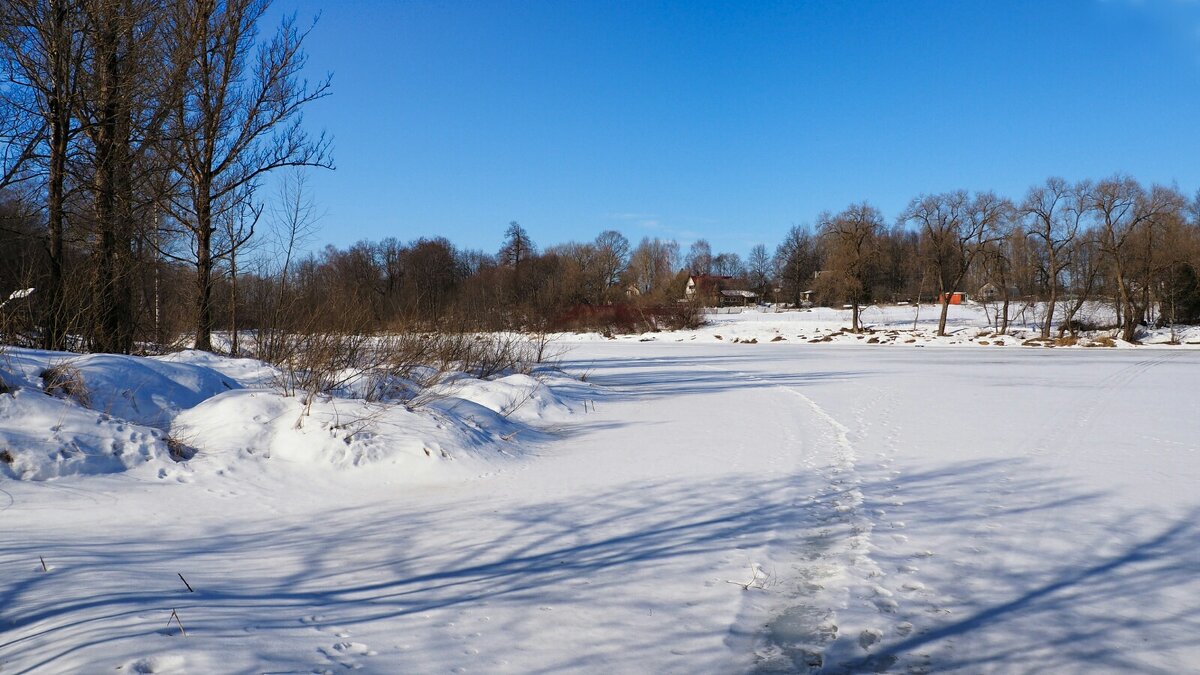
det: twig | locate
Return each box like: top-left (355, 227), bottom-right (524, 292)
top-left (725, 564), bottom-right (765, 591)
top-left (500, 431), bottom-right (518, 441)
top-left (167, 608), bottom-right (188, 637)
top-left (178, 572), bottom-right (194, 593)
top-left (39, 556), bottom-right (47, 572)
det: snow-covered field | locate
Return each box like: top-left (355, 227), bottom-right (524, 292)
top-left (2, 307), bottom-right (1199, 673)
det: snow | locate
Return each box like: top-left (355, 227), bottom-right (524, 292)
top-left (1, 311), bottom-right (1199, 673)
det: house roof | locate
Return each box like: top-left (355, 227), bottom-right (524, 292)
top-left (720, 289), bottom-right (758, 298)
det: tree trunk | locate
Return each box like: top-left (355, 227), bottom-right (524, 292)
top-left (1114, 262), bottom-right (1137, 342)
top-left (1042, 265), bottom-right (1057, 339)
top-left (229, 249), bottom-right (239, 357)
top-left (193, 191), bottom-right (214, 351)
top-left (43, 0), bottom-right (70, 350)
top-left (937, 296), bottom-right (950, 336)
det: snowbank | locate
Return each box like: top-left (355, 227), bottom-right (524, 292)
top-left (0, 346), bottom-right (589, 482)
top-left (0, 386), bottom-right (168, 480)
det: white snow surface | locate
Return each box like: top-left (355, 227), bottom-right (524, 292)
top-left (2, 309), bottom-right (1199, 673)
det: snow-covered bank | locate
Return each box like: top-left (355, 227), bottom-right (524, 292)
top-left (0, 346), bottom-right (588, 482)
top-left (561, 303), bottom-right (1200, 350)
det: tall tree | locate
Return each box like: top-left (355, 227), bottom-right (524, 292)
top-left (76, 0), bottom-right (186, 353)
top-left (169, 0), bottom-right (332, 352)
top-left (902, 190), bottom-right (1007, 335)
top-left (626, 236), bottom-right (679, 298)
top-left (747, 243), bottom-right (773, 299)
top-left (0, 0), bottom-right (87, 348)
top-left (498, 220), bottom-right (535, 303)
top-left (1020, 177), bottom-right (1091, 338)
top-left (1090, 177), bottom-right (1180, 341)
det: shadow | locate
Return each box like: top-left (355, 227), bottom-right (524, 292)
top-left (803, 459), bottom-right (1200, 674)
top-left (558, 352), bottom-right (874, 401)
top-left (2, 457), bottom-right (1197, 673)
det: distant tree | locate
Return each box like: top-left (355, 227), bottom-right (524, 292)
top-left (1090, 177), bottom-right (1182, 341)
top-left (712, 251), bottom-right (744, 278)
top-left (818, 203), bottom-right (883, 332)
top-left (1020, 177), bottom-right (1091, 338)
top-left (747, 244), bottom-right (773, 299)
top-left (774, 224), bottom-right (820, 306)
top-left (902, 190), bottom-right (1008, 335)
top-left (685, 239), bottom-right (712, 275)
top-left (593, 229), bottom-right (630, 299)
top-left (499, 220), bottom-right (535, 303)
top-left (626, 236), bottom-right (679, 299)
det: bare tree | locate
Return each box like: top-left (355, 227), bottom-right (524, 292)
top-left (219, 191), bottom-right (260, 355)
top-left (902, 190), bottom-right (1007, 335)
top-left (593, 229), bottom-right (630, 300)
top-left (1020, 177), bottom-right (1091, 338)
top-left (498, 220), bottom-right (535, 305)
top-left (242, 167), bottom-right (320, 360)
top-left (76, 0), bottom-right (189, 353)
top-left (626, 236), bottom-right (679, 298)
top-left (774, 224), bottom-right (820, 306)
top-left (818, 203), bottom-right (883, 332)
top-left (685, 238), bottom-right (712, 275)
top-left (747, 243), bottom-right (772, 299)
top-left (167, 0), bottom-right (332, 352)
top-left (711, 251), bottom-right (744, 278)
top-left (0, 0), bottom-right (88, 348)
top-left (1091, 177), bottom-right (1181, 341)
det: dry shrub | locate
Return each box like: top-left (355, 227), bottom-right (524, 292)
top-left (1054, 336), bottom-right (1079, 347)
top-left (165, 435), bottom-right (197, 461)
top-left (272, 330), bottom-right (374, 399)
top-left (41, 361), bottom-right (90, 406)
top-left (266, 327), bottom-right (555, 409)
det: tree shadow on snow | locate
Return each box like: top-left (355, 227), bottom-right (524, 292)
top-left (1, 463), bottom-right (1197, 673)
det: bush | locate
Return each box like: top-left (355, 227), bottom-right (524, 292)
top-left (41, 361), bottom-right (89, 406)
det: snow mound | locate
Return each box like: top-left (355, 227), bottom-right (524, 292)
top-left (444, 372), bottom-right (575, 424)
top-left (172, 386), bottom-right (535, 478)
top-left (46, 353), bottom-right (240, 429)
top-left (0, 386), bottom-right (168, 480)
top-left (154, 349), bottom-right (280, 388)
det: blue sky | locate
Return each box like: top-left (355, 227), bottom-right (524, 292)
top-left (277, 0), bottom-right (1200, 257)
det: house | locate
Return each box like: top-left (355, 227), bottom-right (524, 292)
top-left (977, 283), bottom-right (1000, 302)
top-left (684, 274), bottom-right (733, 305)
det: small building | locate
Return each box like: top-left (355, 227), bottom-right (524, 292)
top-left (720, 289), bottom-right (759, 307)
top-left (939, 291), bottom-right (968, 305)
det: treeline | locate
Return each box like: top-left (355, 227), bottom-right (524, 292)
top-left (3, 7), bottom-right (1199, 353)
top-left (805, 179), bottom-right (1200, 341)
